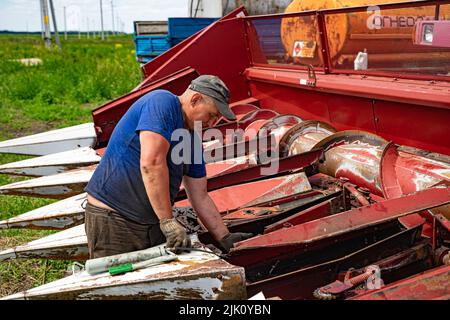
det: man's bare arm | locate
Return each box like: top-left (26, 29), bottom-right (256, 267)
top-left (139, 130), bottom-right (172, 220)
top-left (183, 176), bottom-right (229, 241)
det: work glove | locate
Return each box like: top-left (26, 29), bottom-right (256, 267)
top-left (219, 232), bottom-right (253, 253)
top-left (159, 218), bottom-right (191, 253)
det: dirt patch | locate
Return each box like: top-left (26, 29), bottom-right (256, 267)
top-left (0, 236), bottom-right (21, 251)
top-left (0, 122), bottom-right (22, 140)
top-left (0, 120), bottom-right (57, 140)
top-left (28, 121), bottom-right (57, 136)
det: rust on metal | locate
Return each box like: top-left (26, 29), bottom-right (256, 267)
top-left (2, 246), bottom-right (246, 300)
top-left (0, 193), bottom-right (86, 230)
top-left (177, 172), bottom-right (312, 213)
top-left (0, 225), bottom-right (87, 262)
top-left (350, 264), bottom-right (450, 300)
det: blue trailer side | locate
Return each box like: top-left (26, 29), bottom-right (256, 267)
top-left (168, 18), bottom-right (217, 46)
top-left (134, 18), bottom-right (217, 64)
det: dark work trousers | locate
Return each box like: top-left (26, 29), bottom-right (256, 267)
top-left (84, 202), bottom-right (165, 259)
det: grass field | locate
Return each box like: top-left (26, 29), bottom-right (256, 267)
top-left (0, 34), bottom-right (142, 297)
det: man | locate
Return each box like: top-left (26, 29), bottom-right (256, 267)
top-left (84, 75), bottom-right (252, 258)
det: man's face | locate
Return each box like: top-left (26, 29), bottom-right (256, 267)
top-left (186, 93), bottom-right (220, 130)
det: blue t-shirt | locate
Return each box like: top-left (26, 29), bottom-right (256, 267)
top-left (85, 90), bottom-right (206, 224)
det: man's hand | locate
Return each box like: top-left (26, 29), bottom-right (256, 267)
top-left (160, 218), bottom-right (191, 252)
top-left (219, 232), bottom-right (253, 253)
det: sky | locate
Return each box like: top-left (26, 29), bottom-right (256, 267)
top-left (0, 0), bottom-right (189, 33)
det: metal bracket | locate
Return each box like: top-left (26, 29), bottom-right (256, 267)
top-left (307, 64), bottom-right (317, 87)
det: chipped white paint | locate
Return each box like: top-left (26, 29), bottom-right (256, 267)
top-left (2, 242), bottom-right (246, 300)
top-left (0, 224), bottom-right (87, 261)
top-left (0, 147), bottom-right (100, 177)
top-left (0, 193), bottom-right (86, 230)
top-left (0, 166), bottom-right (95, 198)
top-left (0, 123), bottom-right (96, 156)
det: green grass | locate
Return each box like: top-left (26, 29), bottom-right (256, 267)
top-left (0, 34), bottom-right (142, 297)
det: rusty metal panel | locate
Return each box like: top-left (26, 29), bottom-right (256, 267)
top-left (1, 245), bottom-right (246, 300)
top-left (349, 264), bottom-right (450, 300)
top-left (204, 148), bottom-right (322, 194)
top-left (245, 225), bottom-right (425, 299)
top-left (0, 147), bottom-right (100, 177)
top-left (317, 137), bottom-right (385, 197)
top-left (263, 195), bottom-right (342, 233)
top-left (176, 172), bottom-right (312, 213)
top-left (0, 193), bottom-right (86, 230)
top-left (0, 225), bottom-right (87, 262)
top-left (0, 166), bottom-right (95, 199)
top-left (228, 187), bottom-right (450, 267)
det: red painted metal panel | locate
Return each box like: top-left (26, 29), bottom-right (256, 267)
top-left (247, 68), bottom-right (450, 156)
top-left (374, 100), bottom-right (450, 156)
top-left (228, 187), bottom-right (450, 267)
top-left (141, 18), bottom-right (252, 104)
top-left (204, 109), bottom-right (278, 142)
top-left (176, 172), bottom-right (311, 213)
top-left (222, 207), bottom-right (279, 221)
top-left (326, 95), bottom-right (376, 132)
top-left (206, 148), bottom-right (323, 193)
top-left (141, 6), bottom-right (249, 80)
top-left (247, 76), bottom-right (378, 133)
top-left (177, 148), bottom-right (323, 200)
top-left (263, 196), bottom-right (340, 233)
top-left (215, 104), bottom-right (259, 125)
top-left (92, 68), bottom-right (198, 147)
top-left (245, 226), bottom-right (424, 300)
top-left (249, 81), bottom-right (330, 121)
top-left (246, 68), bottom-right (450, 109)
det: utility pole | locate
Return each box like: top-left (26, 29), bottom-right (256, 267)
top-left (111, 0), bottom-right (115, 36)
top-left (64, 6), bottom-right (67, 40)
top-left (87, 18), bottom-right (90, 39)
top-left (40, 0), bottom-right (52, 48)
top-left (48, 0), bottom-right (62, 51)
top-left (100, 0), bottom-right (105, 40)
top-left (40, 1), bottom-right (44, 39)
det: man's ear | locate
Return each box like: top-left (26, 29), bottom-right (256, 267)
top-left (191, 93), bottom-right (202, 107)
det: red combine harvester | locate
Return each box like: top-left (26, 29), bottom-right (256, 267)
top-left (0, 0), bottom-right (449, 300)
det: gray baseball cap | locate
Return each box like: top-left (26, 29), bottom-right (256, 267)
top-left (189, 75), bottom-right (236, 121)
